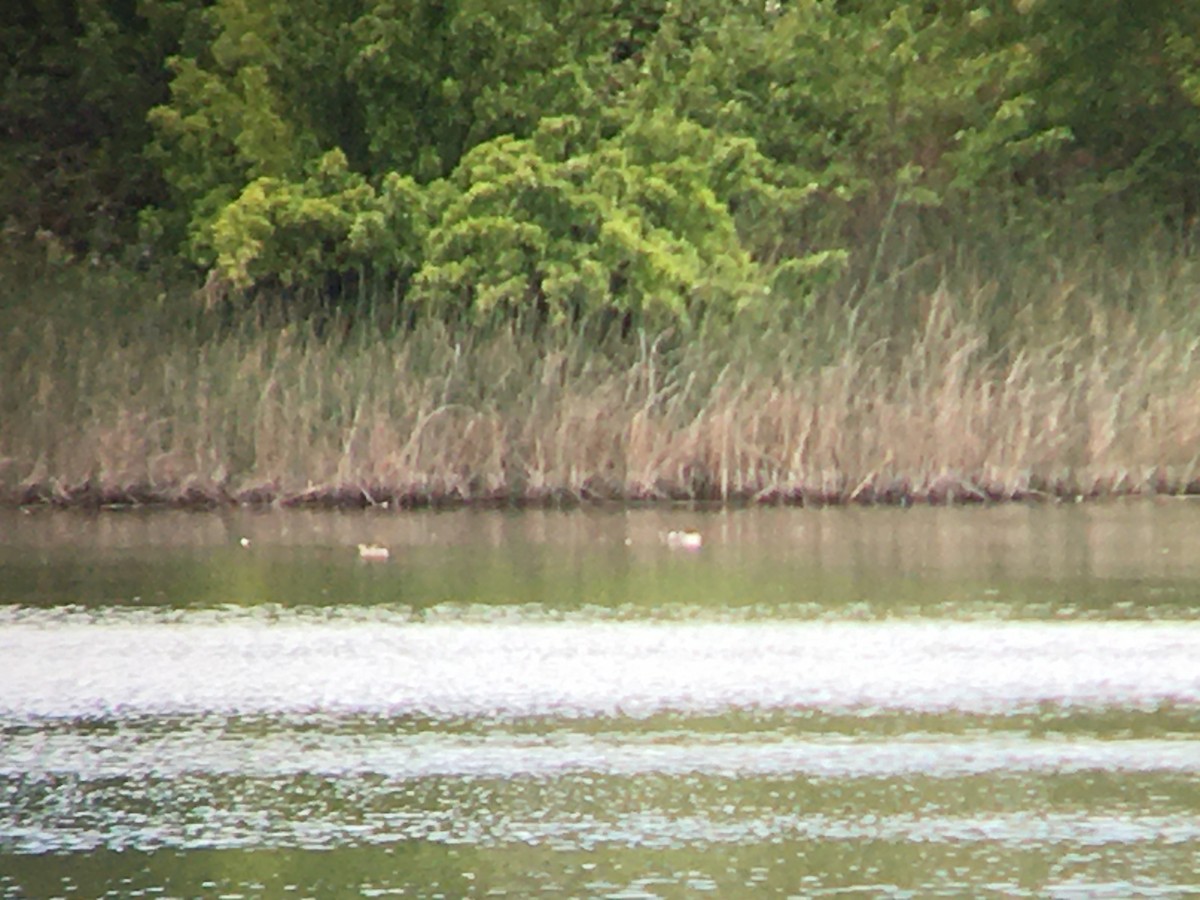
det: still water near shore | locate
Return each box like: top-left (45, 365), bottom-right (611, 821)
top-left (1, 503), bottom-right (1199, 897)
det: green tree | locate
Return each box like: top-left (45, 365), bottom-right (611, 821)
top-left (1, 0), bottom-right (203, 257)
top-left (142, 0), bottom-right (1200, 322)
top-left (145, 0), bottom-right (359, 265)
top-left (660, 1), bottom-right (1066, 248)
top-left (412, 112), bottom-right (773, 328)
top-left (1015, 0), bottom-right (1200, 213)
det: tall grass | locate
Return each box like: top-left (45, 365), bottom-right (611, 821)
top-left (4, 222), bottom-right (1200, 507)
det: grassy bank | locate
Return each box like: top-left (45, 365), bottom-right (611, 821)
top-left (4, 224), bottom-right (1200, 508)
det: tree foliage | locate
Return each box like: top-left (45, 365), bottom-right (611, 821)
top-left (1, 0), bottom-right (203, 254)
top-left (414, 113), bottom-right (770, 327)
top-left (6, 0), bottom-right (1200, 326)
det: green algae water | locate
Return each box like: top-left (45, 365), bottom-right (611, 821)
top-left (2, 503), bottom-right (1199, 896)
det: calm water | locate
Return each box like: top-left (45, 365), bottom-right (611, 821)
top-left (1, 503), bottom-right (1199, 897)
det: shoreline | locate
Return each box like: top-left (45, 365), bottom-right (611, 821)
top-left (7, 473), bottom-right (1200, 511)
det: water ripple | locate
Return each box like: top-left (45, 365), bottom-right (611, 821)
top-left (1, 616), bottom-right (1198, 719)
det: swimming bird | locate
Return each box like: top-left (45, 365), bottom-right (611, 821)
top-left (665, 530), bottom-right (703, 550)
top-left (357, 543), bottom-right (390, 561)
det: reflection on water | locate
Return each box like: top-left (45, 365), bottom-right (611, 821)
top-left (7, 715), bottom-right (1200, 784)
top-left (3, 502), bottom-right (1200, 619)
top-left (1, 504), bottom-right (1199, 896)
top-left (3, 613), bottom-right (1200, 719)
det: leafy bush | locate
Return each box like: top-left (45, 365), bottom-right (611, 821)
top-left (9, 0), bottom-right (1200, 329)
top-left (206, 149), bottom-right (426, 292)
top-left (413, 114), bottom-right (772, 327)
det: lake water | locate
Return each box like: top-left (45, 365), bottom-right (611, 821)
top-left (1, 503), bottom-right (1199, 897)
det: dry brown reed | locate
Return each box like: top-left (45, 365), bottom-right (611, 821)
top-left (4, 278), bottom-right (1200, 507)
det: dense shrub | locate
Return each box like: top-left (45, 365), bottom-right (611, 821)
top-left (6, 0), bottom-right (1200, 326)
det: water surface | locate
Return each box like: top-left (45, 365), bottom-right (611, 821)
top-left (2, 503), bottom-right (1199, 897)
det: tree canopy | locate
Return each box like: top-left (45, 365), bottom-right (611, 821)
top-left (5, 0), bottom-right (1200, 326)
